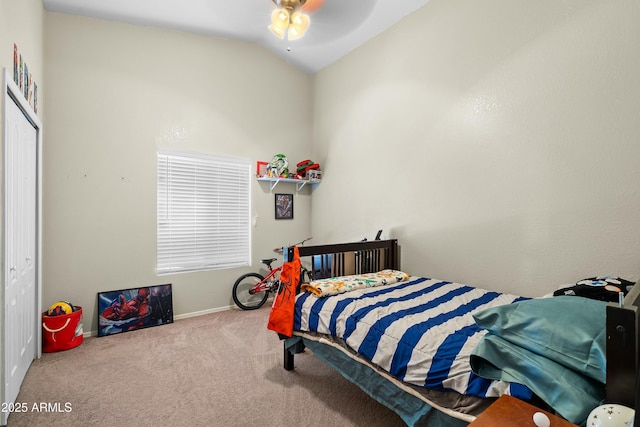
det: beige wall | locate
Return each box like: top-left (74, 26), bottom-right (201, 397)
top-left (44, 12), bottom-right (313, 333)
top-left (0, 1), bottom-right (43, 79)
top-left (312, 0), bottom-right (640, 296)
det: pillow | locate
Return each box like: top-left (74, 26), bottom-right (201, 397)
top-left (472, 296), bottom-right (607, 383)
top-left (300, 269), bottom-right (409, 297)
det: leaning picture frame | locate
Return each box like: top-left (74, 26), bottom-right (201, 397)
top-left (256, 161), bottom-right (269, 177)
top-left (275, 193), bottom-right (294, 220)
top-left (97, 284), bottom-right (173, 337)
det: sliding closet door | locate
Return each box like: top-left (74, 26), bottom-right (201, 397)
top-left (3, 88), bottom-right (38, 412)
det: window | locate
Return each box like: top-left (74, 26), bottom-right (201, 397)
top-left (157, 150), bottom-right (251, 274)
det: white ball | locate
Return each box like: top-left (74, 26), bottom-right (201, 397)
top-left (586, 404), bottom-right (635, 427)
top-left (533, 411), bottom-right (550, 427)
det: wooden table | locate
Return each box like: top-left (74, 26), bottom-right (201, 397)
top-left (468, 395), bottom-right (579, 427)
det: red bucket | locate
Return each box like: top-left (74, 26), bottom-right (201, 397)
top-left (42, 307), bottom-right (83, 352)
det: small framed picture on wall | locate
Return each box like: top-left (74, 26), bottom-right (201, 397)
top-left (275, 193), bottom-right (294, 220)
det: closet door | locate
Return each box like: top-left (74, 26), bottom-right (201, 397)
top-left (4, 92), bottom-right (37, 409)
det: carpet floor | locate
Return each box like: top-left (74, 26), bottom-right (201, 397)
top-left (7, 306), bottom-right (405, 426)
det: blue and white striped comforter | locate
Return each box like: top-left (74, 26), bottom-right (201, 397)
top-left (294, 276), bottom-right (532, 399)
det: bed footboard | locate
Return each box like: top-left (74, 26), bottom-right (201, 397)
top-left (606, 282), bottom-right (640, 407)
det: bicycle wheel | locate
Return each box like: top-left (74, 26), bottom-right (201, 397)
top-left (298, 267), bottom-right (313, 293)
top-left (301, 267), bottom-right (314, 283)
top-left (232, 272), bottom-right (269, 310)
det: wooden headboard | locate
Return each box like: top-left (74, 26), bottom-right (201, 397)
top-left (606, 281), bottom-right (640, 409)
top-left (285, 239), bottom-right (400, 280)
top-left (282, 239), bottom-right (399, 371)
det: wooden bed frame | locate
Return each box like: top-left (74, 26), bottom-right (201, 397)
top-left (283, 239), bottom-right (400, 371)
top-left (606, 281), bottom-right (640, 409)
top-left (282, 238), bottom-right (639, 419)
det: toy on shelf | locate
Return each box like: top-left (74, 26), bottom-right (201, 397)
top-left (296, 159), bottom-right (321, 179)
top-left (258, 155), bottom-right (322, 182)
top-left (256, 161), bottom-right (269, 177)
top-left (269, 154), bottom-right (290, 178)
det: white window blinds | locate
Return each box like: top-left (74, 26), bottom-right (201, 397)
top-left (157, 151), bottom-right (251, 274)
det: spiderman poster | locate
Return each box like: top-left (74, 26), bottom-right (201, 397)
top-left (97, 284), bottom-right (173, 337)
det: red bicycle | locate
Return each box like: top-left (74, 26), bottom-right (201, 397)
top-left (232, 237), bottom-right (313, 310)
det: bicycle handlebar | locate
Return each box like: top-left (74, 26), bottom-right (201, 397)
top-left (273, 236), bottom-right (312, 252)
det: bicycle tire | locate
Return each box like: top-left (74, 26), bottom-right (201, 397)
top-left (301, 267), bottom-right (314, 283)
top-left (298, 267), bottom-right (314, 293)
top-left (232, 272), bottom-right (269, 310)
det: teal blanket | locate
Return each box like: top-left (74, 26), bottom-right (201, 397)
top-left (470, 296), bottom-right (607, 425)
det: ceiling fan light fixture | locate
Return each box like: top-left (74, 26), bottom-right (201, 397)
top-left (291, 11), bottom-right (310, 31)
top-left (288, 11), bottom-right (310, 40)
top-left (269, 0), bottom-right (311, 41)
top-left (268, 24), bottom-right (286, 39)
top-left (269, 8), bottom-right (290, 39)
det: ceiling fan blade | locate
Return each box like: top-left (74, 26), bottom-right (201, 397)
top-left (301, 0), bottom-right (324, 13)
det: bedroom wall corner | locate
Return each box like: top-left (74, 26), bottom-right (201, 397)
top-left (311, 0), bottom-right (640, 297)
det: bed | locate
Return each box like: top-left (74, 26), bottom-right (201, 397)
top-left (277, 239), bottom-right (639, 426)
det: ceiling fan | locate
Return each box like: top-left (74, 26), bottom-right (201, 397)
top-left (268, 0), bottom-right (325, 40)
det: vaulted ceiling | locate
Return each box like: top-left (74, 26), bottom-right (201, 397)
top-left (42, 0), bottom-right (430, 74)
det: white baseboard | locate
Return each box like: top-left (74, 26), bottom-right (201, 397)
top-left (174, 305), bottom-right (233, 320)
top-left (84, 305), bottom-right (234, 338)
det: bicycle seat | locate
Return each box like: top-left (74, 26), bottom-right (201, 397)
top-left (260, 258), bottom-right (278, 268)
